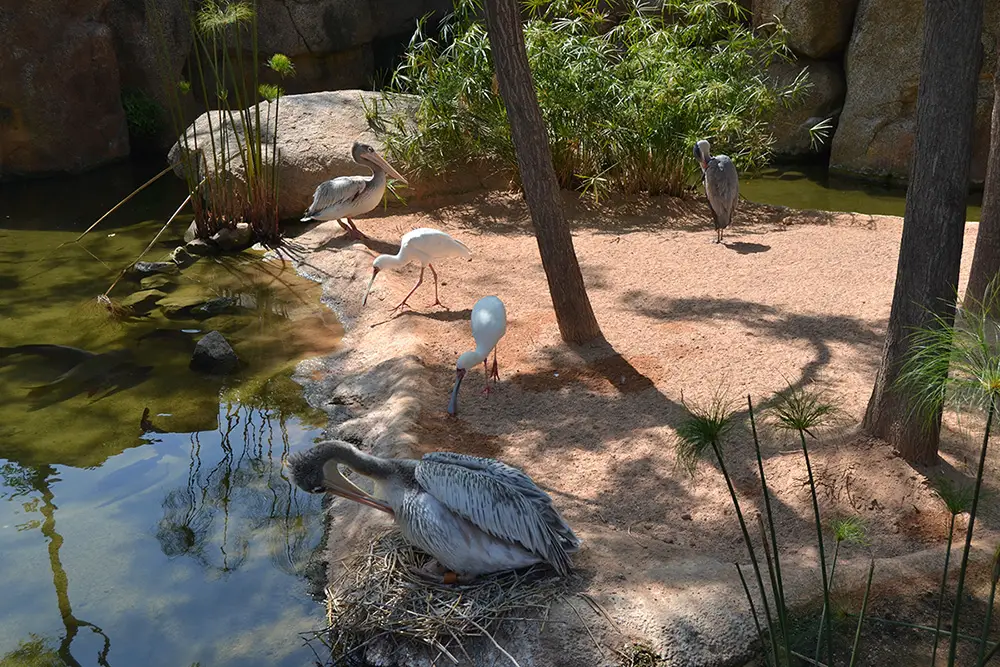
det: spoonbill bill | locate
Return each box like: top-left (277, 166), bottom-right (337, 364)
top-left (300, 142), bottom-right (407, 241)
top-left (448, 295), bottom-right (507, 416)
top-left (362, 228), bottom-right (471, 312)
top-left (288, 439), bottom-right (580, 583)
top-left (694, 139), bottom-right (739, 243)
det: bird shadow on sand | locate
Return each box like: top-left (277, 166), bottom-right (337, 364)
top-left (405, 308), bottom-right (473, 323)
top-left (724, 241), bottom-right (771, 254)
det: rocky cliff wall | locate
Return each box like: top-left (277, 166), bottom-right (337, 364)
top-left (1, 0), bottom-right (995, 185)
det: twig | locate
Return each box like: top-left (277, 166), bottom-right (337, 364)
top-left (466, 618), bottom-right (521, 667)
top-left (104, 186), bottom-right (199, 297)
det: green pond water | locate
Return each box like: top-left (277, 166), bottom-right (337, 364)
top-left (0, 161), bottom-right (343, 667)
top-left (741, 164), bottom-right (984, 221)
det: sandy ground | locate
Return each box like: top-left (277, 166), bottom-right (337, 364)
top-left (287, 191), bottom-right (1000, 666)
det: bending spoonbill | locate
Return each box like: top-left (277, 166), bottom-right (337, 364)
top-left (694, 139), bottom-right (739, 243)
top-left (300, 142), bottom-right (408, 241)
top-left (448, 295), bottom-right (507, 416)
top-left (362, 228), bottom-right (472, 312)
top-left (287, 439), bottom-right (580, 583)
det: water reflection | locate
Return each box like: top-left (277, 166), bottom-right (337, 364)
top-left (153, 403), bottom-right (322, 579)
top-left (1, 465), bottom-right (113, 667)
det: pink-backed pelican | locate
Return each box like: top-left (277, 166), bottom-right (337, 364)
top-left (287, 440), bottom-right (580, 583)
top-left (301, 142), bottom-right (407, 241)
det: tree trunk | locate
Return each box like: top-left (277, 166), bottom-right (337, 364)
top-left (862, 0), bottom-right (984, 464)
top-left (965, 35), bottom-right (1000, 312)
top-left (483, 0), bottom-right (603, 345)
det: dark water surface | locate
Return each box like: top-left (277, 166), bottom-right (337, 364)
top-left (741, 164), bottom-right (983, 221)
top-left (0, 161), bottom-right (342, 667)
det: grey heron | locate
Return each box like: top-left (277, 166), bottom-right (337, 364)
top-left (694, 139), bottom-right (739, 243)
top-left (287, 439), bottom-right (581, 583)
top-left (448, 295), bottom-right (507, 416)
top-left (301, 142), bottom-right (408, 241)
top-left (362, 228), bottom-right (472, 312)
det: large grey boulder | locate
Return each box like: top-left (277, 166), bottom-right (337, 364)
top-left (0, 0), bottom-right (130, 177)
top-left (769, 59), bottom-right (846, 157)
top-left (168, 90), bottom-right (487, 221)
top-left (829, 0), bottom-right (998, 184)
top-left (753, 0), bottom-right (859, 59)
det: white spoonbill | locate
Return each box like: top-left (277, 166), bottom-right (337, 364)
top-left (300, 142), bottom-right (407, 241)
top-left (362, 228), bottom-right (472, 312)
top-left (448, 295), bottom-right (507, 416)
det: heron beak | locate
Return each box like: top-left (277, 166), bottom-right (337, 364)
top-left (447, 368), bottom-right (466, 416)
top-left (366, 151), bottom-right (408, 185)
top-left (322, 460), bottom-right (393, 514)
top-left (362, 267), bottom-right (379, 306)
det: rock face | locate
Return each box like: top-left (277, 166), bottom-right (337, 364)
top-left (190, 331), bottom-right (240, 374)
top-left (0, 0), bottom-right (130, 177)
top-left (769, 59), bottom-right (846, 156)
top-left (829, 0), bottom-right (998, 184)
top-left (169, 91), bottom-right (487, 221)
top-left (754, 0), bottom-right (860, 59)
top-left (105, 0), bottom-right (196, 151)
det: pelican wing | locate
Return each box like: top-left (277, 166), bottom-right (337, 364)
top-left (304, 176), bottom-right (368, 219)
top-left (415, 455), bottom-right (577, 575)
top-left (424, 452), bottom-right (579, 552)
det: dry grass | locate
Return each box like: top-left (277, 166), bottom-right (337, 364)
top-left (320, 530), bottom-right (574, 665)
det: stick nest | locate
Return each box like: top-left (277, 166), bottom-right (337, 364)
top-left (322, 529), bottom-right (573, 665)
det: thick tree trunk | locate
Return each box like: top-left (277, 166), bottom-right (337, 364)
top-left (483, 0), bottom-right (603, 345)
top-left (862, 0), bottom-right (983, 464)
top-left (965, 36), bottom-right (1000, 311)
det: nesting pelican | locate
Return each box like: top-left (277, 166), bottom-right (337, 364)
top-left (301, 142), bottom-right (407, 240)
top-left (288, 439), bottom-right (580, 583)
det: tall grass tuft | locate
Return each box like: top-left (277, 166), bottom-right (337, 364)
top-left (373, 0), bottom-right (809, 201)
top-left (893, 279), bottom-right (1000, 665)
top-left (929, 477), bottom-right (975, 665)
top-left (676, 392), bottom-right (780, 663)
top-left (769, 384), bottom-right (838, 665)
top-left (146, 0), bottom-right (296, 245)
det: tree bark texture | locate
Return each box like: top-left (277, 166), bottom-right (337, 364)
top-left (965, 35), bottom-right (1000, 311)
top-left (483, 0), bottom-right (603, 345)
top-left (862, 0), bottom-right (984, 464)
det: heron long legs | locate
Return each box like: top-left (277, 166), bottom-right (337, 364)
top-left (392, 266), bottom-right (425, 313)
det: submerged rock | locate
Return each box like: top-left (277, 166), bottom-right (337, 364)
top-left (191, 296), bottom-right (243, 320)
top-left (169, 245), bottom-right (197, 268)
top-left (129, 261), bottom-right (178, 278)
top-left (119, 289), bottom-right (167, 315)
top-left (184, 238), bottom-right (217, 256)
top-left (211, 222), bottom-right (253, 251)
top-left (190, 331), bottom-right (239, 375)
top-left (140, 274), bottom-right (174, 290)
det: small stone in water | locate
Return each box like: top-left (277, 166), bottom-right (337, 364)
top-left (190, 331), bottom-right (240, 375)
